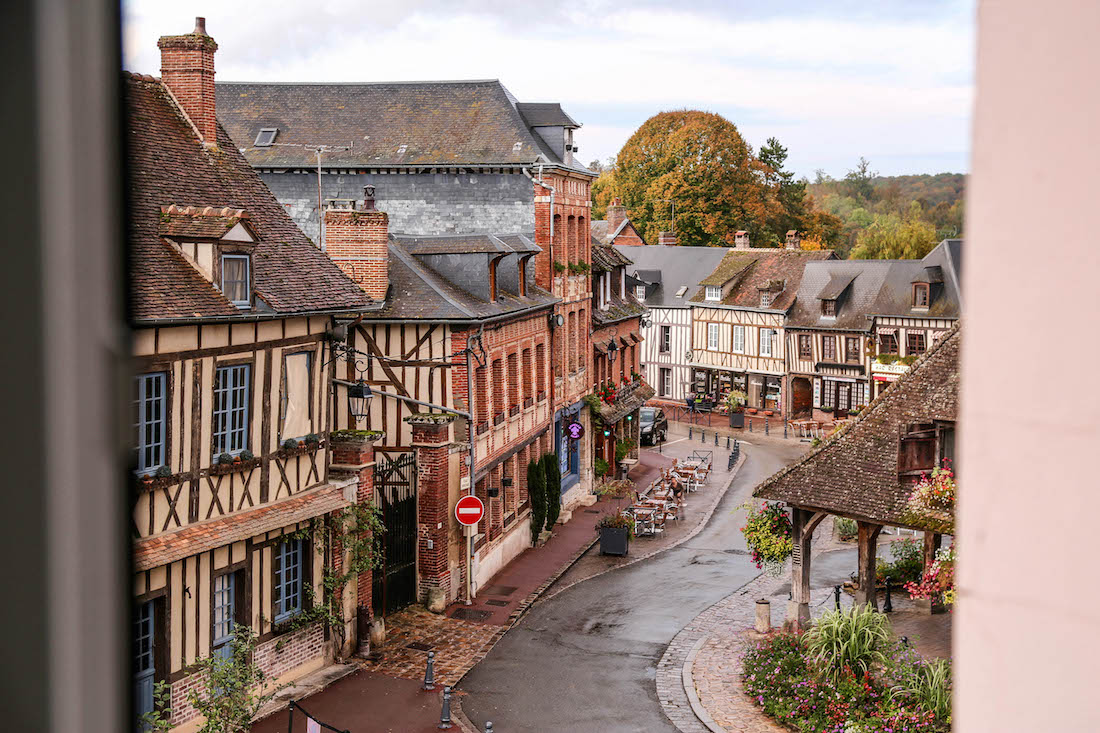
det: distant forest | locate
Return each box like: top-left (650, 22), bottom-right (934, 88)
top-left (808, 162), bottom-right (965, 258)
top-left (589, 109), bottom-right (967, 260)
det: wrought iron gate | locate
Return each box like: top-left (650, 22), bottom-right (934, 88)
top-left (372, 452), bottom-right (417, 617)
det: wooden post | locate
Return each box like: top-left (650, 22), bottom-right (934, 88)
top-left (923, 531), bottom-right (942, 568)
top-left (786, 508), bottom-right (826, 630)
top-left (855, 521), bottom-right (883, 609)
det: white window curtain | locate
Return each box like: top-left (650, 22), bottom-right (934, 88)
top-left (281, 352), bottom-right (312, 440)
top-left (733, 325), bottom-right (745, 353)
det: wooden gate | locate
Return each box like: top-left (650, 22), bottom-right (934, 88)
top-left (372, 452), bottom-right (417, 617)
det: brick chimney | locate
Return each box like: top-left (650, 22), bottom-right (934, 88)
top-left (658, 231), bottom-right (678, 246)
top-left (158, 18), bottom-right (219, 146)
top-left (786, 230), bottom-right (801, 249)
top-left (734, 230), bottom-right (751, 249)
top-left (325, 186), bottom-right (389, 301)
top-left (606, 197), bottom-right (627, 235)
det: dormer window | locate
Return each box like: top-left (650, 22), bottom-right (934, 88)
top-left (822, 299), bottom-right (836, 317)
top-left (254, 128), bottom-right (278, 147)
top-left (221, 254), bottom-right (251, 308)
top-left (912, 282), bottom-right (930, 309)
top-left (760, 291), bottom-right (773, 308)
top-left (635, 285), bottom-right (646, 300)
top-left (705, 285), bottom-right (721, 301)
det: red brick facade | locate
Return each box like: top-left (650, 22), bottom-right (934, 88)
top-left (324, 207), bottom-right (390, 300)
top-left (158, 20), bottom-right (219, 145)
top-left (405, 415), bottom-right (455, 601)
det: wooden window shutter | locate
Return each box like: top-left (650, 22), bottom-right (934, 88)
top-left (899, 423), bottom-right (937, 473)
top-left (813, 377), bottom-right (821, 408)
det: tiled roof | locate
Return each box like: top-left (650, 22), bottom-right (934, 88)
top-left (786, 260), bottom-right (893, 330)
top-left (133, 480), bottom-right (353, 571)
top-left (160, 206), bottom-right (248, 239)
top-left (591, 243), bottom-right (633, 273)
top-left (691, 248), bottom-right (836, 311)
top-left (754, 325), bottom-right (960, 525)
top-left (614, 245), bottom-right (729, 308)
top-left (866, 241), bottom-right (963, 320)
top-left (600, 381), bottom-right (656, 424)
top-left (216, 80), bottom-right (589, 173)
top-left (126, 74), bottom-right (374, 321)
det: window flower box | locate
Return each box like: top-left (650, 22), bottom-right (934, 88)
top-left (509, 405), bottom-right (521, 417)
top-left (209, 457), bottom-right (262, 476)
top-left (493, 412), bottom-right (505, 426)
top-left (476, 421), bottom-right (490, 435)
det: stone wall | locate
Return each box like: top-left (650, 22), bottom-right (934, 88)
top-left (259, 171), bottom-right (535, 241)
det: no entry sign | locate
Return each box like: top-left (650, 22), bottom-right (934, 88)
top-left (455, 495), bottom-right (486, 526)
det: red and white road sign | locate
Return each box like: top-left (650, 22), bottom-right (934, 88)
top-left (455, 495), bottom-right (485, 526)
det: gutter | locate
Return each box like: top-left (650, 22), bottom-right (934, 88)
top-left (133, 304), bottom-right (381, 327)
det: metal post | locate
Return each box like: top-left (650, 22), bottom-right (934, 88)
top-left (834, 584), bottom-right (841, 611)
top-left (784, 422), bottom-right (788, 439)
top-left (726, 435), bottom-right (730, 449)
top-left (714, 431), bottom-right (718, 446)
top-left (765, 417), bottom-right (769, 435)
top-left (884, 578), bottom-right (893, 613)
top-left (423, 651), bottom-right (436, 690)
top-left (288, 701), bottom-right (295, 733)
top-left (485, 724), bottom-right (494, 733)
top-left (749, 418), bottom-right (753, 432)
top-left (688, 426), bottom-right (693, 439)
top-left (700, 429), bottom-right (705, 442)
top-left (439, 687), bottom-right (453, 729)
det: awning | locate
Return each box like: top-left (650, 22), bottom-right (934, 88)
top-left (619, 336), bottom-right (630, 347)
top-left (877, 327), bottom-right (897, 336)
top-left (629, 333), bottom-right (642, 344)
top-left (593, 342), bottom-right (607, 354)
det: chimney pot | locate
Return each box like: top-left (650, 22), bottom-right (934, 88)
top-left (361, 184), bottom-right (376, 211)
top-left (658, 231), bottom-right (678, 246)
top-left (734, 230), bottom-right (750, 249)
top-left (194, 17), bottom-right (207, 35)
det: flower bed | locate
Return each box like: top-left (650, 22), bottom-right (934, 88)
top-left (742, 629), bottom-right (951, 732)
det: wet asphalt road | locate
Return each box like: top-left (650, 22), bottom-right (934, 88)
top-left (460, 439), bottom-right (807, 733)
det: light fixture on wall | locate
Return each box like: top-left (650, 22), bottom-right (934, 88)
top-left (348, 379), bottom-right (374, 420)
top-left (607, 340), bottom-right (619, 362)
top-left (549, 313), bottom-right (565, 329)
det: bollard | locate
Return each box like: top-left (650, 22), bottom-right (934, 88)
top-left (688, 426), bottom-right (693, 439)
top-left (423, 651), bottom-right (436, 690)
top-left (658, 439), bottom-right (662, 454)
top-left (784, 422), bottom-right (788, 439)
top-left (700, 429), bottom-right (705, 443)
top-left (834, 584), bottom-right (841, 611)
top-left (749, 419), bottom-right (753, 433)
top-left (884, 578), bottom-right (893, 613)
top-left (485, 724), bottom-right (494, 733)
top-left (714, 431), bottom-right (718, 446)
top-left (754, 599), bottom-right (771, 633)
top-left (901, 635), bottom-right (909, 647)
top-left (438, 686), bottom-right (453, 729)
top-left (765, 417), bottom-right (769, 435)
top-left (726, 435), bottom-right (730, 449)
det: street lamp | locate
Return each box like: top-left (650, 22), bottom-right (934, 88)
top-left (607, 340), bottom-right (619, 363)
top-left (348, 379), bottom-right (374, 421)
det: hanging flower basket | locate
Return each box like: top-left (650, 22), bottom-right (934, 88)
top-left (903, 459), bottom-right (956, 533)
top-left (741, 502), bottom-right (793, 576)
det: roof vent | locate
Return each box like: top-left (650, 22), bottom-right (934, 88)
top-left (513, 141), bottom-right (523, 152)
top-left (254, 128), bottom-right (278, 147)
top-left (397, 144), bottom-right (408, 155)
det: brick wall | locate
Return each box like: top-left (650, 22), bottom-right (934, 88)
top-left (406, 416), bottom-right (454, 602)
top-left (324, 208), bottom-right (389, 300)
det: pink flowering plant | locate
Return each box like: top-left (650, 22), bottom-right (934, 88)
top-left (741, 629), bottom-right (951, 732)
top-left (741, 502), bottom-right (794, 576)
top-left (903, 459), bottom-right (955, 533)
top-left (905, 545), bottom-right (956, 608)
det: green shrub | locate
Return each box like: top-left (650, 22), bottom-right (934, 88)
top-left (890, 657), bottom-right (952, 722)
top-left (803, 604), bottom-right (892, 683)
top-left (527, 459), bottom-right (546, 543)
top-left (541, 453), bottom-right (561, 531)
top-left (614, 438), bottom-right (636, 462)
top-left (876, 353), bottom-right (898, 364)
top-left (594, 457), bottom-right (610, 478)
top-left (835, 517), bottom-right (857, 540)
top-left (876, 537), bottom-right (924, 584)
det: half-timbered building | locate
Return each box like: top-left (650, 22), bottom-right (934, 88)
top-left (590, 244), bottom-right (651, 472)
top-left (866, 240), bottom-right (963, 398)
top-left (689, 233), bottom-right (835, 417)
top-left (615, 245), bottom-right (729, 404)
top-left (128, 23), bottom-right (378, 729)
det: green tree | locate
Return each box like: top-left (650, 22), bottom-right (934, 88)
top-left (541, 453), bottom-right (561, 531)
top-left (758, 136), bottom-right (811, 239)
top-left (849, 202), bottom-right (939, 259)
top-left (590, 168), bottom-right (618, 222)
top-left (843, 156), bottom-right (876, 201)
top-left (527, 458), bottom-right (546, 544)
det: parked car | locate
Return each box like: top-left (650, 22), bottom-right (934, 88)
top-left (640, 407), bottom-right (668, 445)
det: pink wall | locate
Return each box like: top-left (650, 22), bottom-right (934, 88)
top-left (959, 1), bottom-right (1100, 730)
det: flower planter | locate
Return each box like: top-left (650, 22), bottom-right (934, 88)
top-left (728, 411), bottom-right (745, 428)
top-left (746, 408), bottom-right (758, 415)
top-left (210, 458), bottom-right (261, 476)
top-left (599, 526), bottom-right (630, 556)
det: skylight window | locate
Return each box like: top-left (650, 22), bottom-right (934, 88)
top-left (254, 128), bottom-right (278, 147)
top-left (675, 285), bottom-right (688, 297)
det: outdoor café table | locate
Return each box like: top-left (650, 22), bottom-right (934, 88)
top-left (629, 506), bottom-right (659, 535)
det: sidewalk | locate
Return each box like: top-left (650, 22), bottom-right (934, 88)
top-left (253, 454), bottom-right (667, 731)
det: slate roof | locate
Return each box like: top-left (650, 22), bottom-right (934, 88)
top-left (754, 325), bottom-right (960, 526)
top-left (690, 248), bottom-right (836, 311)
top-left (126, 73), bottom-right (374, 322)
top-left (371, 236), bottom-right (557, 321)
top-left (786, 260), bottom-right (894, 331)
top-left (866, 240), bottom-right (963, 320)
top-left (215, 80), bottom-right (591, 174)
top-left (613, 245), bottom-right (729, 308)
top-left (515, 102), bottom-right (579, 128)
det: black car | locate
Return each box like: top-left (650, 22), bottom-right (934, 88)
top-left (639, 406), bottom-right (668, 445)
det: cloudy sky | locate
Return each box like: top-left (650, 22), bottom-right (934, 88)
top-left (123, 1), bottom-right (976, 179)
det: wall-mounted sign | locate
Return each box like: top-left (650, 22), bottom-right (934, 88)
top-left (566, 421), bottom-right (585, 440)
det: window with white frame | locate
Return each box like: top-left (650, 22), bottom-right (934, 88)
top-left (760, 291), bottom-right (773, 308)
top-left (660, 325), bottom-right (671, 353)
top-left (212, 571), bottom-right (240, 657)
top-left (635, 284), bottom-right (646, 300)
top-left (705, 285), bottom-right (721, 301)
top-left (660, 367), bottom-right (672, 397)
top-left (213, 364), bottom-right (250, 456)
top-left (221, 254), bottom-right (251, 308)
top-left (707, 323), bottom-right (719, 350)
top-left (133, 372), bottom-right (167, 473)
top-left (760, 328), bottom-right (773, 357)
top-left (732, 325), bottom-right (745, 354)
top-left (274, 538), bottom-right (305, 622)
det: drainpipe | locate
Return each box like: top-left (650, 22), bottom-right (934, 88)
top-left (464, 325), bottom-right (485, 605)
top-left (525, 165), bottom-right (560, 444)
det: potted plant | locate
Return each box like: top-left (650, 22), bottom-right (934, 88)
top-left (596, 512), bottom-right (633, 556)
top-left (725, 390), bottom-right (747, 428)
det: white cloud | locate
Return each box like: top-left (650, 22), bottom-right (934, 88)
top-left (122, 1), bottom-right (975, 177)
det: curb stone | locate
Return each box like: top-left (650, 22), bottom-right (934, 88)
top-left (683, 635), bottom-right (725, 733)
